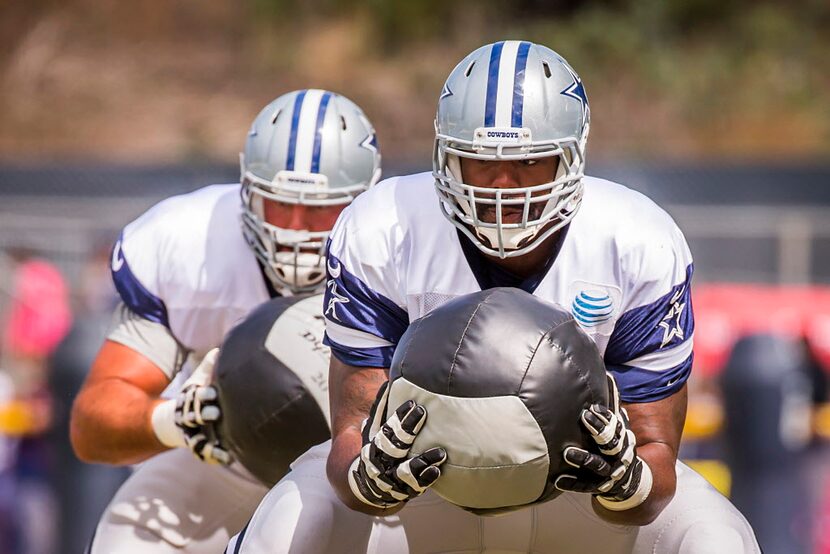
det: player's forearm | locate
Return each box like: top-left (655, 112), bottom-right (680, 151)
top-left (70, 381), bottom-right (167, 465)
top-left (326, 358), bottom-right (391, 514)
top-left (327, 426), bottom-right (362, 509)
top-left (591, 441), bottom-right (677, 526)
top-left (327, 427), bottom-right (402, 516)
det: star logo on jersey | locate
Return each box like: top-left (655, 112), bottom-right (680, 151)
top-left (658, 287), bottom-right (686, 348)
top-left (111, 240), bottom-right (125, 272)
top-left (327, 258), bottom-right (342, 279)
top-left (325, 279), bottom-right (349, 322)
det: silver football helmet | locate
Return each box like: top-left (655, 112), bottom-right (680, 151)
top-left (241, 89), bottom-right (381, 293)
top-left (433, 41), bottom-right (590, 258)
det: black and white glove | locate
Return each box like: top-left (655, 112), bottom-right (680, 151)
top-left (554, 373), bottom-right (653, 511)
top-left (151, 348), bottom-right (232, 466)
top-left (348, 381), bottom-right (447, 509)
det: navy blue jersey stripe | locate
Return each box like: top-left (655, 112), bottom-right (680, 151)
top-left (323, 247), bottom-right (409, 346)
top-left (323, 334), bottom-right (396, 368)
top-left (609, 354), bottom-right (693, 403)
top-left (285, 90), bottom-right (307, 171)
top-left (511, 41), bottom-right (531, 127)
top-left (484, 41), bottom-right (504, 127)
top-left (311, 91), bottom-right (332, 173)
top-left (84, 521), bottom-right (97, 554)
top-left (605, 263), bottom-right (695, 365)
top-left (232, 520), bottom-right (250, 554)
top-left (111, 233), bottom-right (170, 328)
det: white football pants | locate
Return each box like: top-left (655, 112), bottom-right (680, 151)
top-left (88, 448), bottom-right (268, 553)
top-left (226, 440), bottom-right (760, 554)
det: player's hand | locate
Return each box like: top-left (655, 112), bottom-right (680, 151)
top-left (348, 381), bottom-right (447, 509)
top-left (151, 348), bottom-right (232, 466)
top-left (554, 373), bottom-right (653, 511)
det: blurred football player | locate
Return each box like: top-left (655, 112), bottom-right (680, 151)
top-left (70, 89), bottom-right (381, 553)
top-left (227, 42), bottom-right (760, 553)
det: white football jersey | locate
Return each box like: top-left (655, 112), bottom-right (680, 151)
top-left (323, 172), bottom-right (694, 403)
top-left (111, 184), bottom-right (274, 361)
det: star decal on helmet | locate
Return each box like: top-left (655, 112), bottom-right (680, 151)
top-left (559, 72), bottom-right (588, 112)
top-left (360, 133), bottom-right (378, 155)
top-left (440, 82), bottom-right (454, 101)
top-left (559, 63), bottom-right (590, 131)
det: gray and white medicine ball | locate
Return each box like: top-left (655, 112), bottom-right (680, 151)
top-left (387, 287), bottom-right (608, 512)
top-left (214, 295), bottom-right (331, 487)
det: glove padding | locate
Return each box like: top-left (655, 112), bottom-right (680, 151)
top-left (175, 382), bottom-right (231, 466)
top-left (554, 373), bottom-right (652, 510)
top-left (153, 348), bottom-right (232, 466)
top-left (348, 381), bottom-right (447, 509)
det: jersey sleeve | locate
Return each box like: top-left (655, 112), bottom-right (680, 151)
top-left (110, 221), bottom-right (171, 329)
top-left (106, 302), bottom-right (189, 379)
top-left (604, 211), bottom-right (695, 403)
top-left (322, 195), bottom-right (409, 368)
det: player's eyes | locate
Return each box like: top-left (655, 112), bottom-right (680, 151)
top-left (521, 159), bottom-right (538, 166)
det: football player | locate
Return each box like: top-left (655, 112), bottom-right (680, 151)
top-left (226, 42), bottom-right (760, 553)
top-left (70, 89), bottom-right (381, 553)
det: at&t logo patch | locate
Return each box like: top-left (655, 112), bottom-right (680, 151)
top-left (571, 289), bottom-right (614, 327)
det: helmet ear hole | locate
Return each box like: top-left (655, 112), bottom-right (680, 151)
top-left (464, 60), bottom-right (476, 77)
top-left (542, 61), bottom-right (552, 79)
top-left (340, 115), bottom-right (347, 131)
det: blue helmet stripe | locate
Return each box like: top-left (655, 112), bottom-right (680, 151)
top-left (484, 41), bottom-right (504, 127)
top-left (285, 90), bottom-right (307, 171)
top-left (511, 41), bottom-right (531, 127)
top-left (310, 91), bottom-right (332, 173)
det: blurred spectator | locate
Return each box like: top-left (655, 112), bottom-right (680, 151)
top-left (0, 250), bottom-right (72, 554)
top-left (3, 253), bottom-right (72, 366)
top-left (0, 372), bottom-right (21, 554)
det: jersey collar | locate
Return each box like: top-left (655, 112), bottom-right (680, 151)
top-left (456, 225), bottom-right (570, 294)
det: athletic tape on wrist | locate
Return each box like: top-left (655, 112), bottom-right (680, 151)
top-left (596, 458), bottom-right (653, 512)
top-left (151, 399), bottom-right (185, 448)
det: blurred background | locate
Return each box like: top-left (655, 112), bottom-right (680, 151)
top-left (0, 0), bottom-right (828, 552)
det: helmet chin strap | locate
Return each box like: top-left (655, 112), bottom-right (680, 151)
top-left (447, 153), bottom-right (569, 256)
top-left (273, 251), bottom-right (326, 291)
top-left (475, 226), bottom-right (537, 253)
